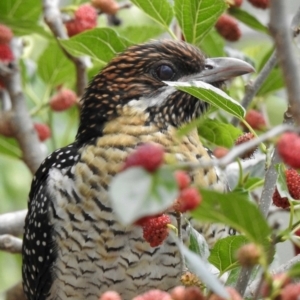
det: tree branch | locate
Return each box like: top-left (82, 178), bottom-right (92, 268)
top-left (0, 210), bottom-right (27, 236)
top-left (0, 111), bottom-right (14, 137)
top-left (0, 46), bottom-right (44, 174)
top-left (0, 234), bottom-right (22, 254)
top-left (4, 282), bottom-right (26, 300)
top-left (269, 1), bottom-right (300, 126)
top-left (231, 52), bottom-right (277, 126)
top-left (258, 149), bottom-right (281, 217)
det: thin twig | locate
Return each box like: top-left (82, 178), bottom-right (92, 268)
top-left (245, 255), bottom-right (300, 298)
top-left (175, 124), bottom-right (292, 172)
top-left (43, 0), bottom-right (88, 97)
top-left (258, 149), bottom-right (281, 218)
top-left (270, 254), bottom-right (300, 274)
top-left (176, 212), bottom-right (188, 273)
top-left (231, 52), bottom-right (277, 126)
top-left (235, 267), bottom-right (254, 296)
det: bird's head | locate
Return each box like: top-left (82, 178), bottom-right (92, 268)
top-left (77, 40), bottom-right (254, 142)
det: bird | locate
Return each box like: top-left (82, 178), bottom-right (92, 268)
top-left (22, 40), bottom-right (254, 300)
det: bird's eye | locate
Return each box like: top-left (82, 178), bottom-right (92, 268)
top-left (204, 64), bottom-right (213, 70)
top-left (155, 65), bottom-right (175, 81)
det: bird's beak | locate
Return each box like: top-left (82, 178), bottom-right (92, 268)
top-left (194, 57), bottom-right (255, 83)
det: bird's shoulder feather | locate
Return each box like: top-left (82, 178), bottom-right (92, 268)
top-left (22, 143), bottom-right (80, 300)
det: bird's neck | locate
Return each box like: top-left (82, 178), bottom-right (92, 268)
top-left (75, 102), bottom-right (157, 146)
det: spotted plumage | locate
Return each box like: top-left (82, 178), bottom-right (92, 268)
top-left (22, 40), bottom-right (253, 300)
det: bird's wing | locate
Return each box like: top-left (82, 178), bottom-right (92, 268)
top-left (22, 143), bottom-right (80, 300)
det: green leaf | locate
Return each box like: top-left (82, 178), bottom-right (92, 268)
top-left (229, 7), bottom-right (269, 34)
top-left (116, 25), bottom-right (165, 44)
top-left (191, 189), bottom-right (271, 252)
top-left (109, 167), bottom-right (178, 225)
top-left (256, 47), bottom-right (274, 73)
top-left (209, 236), bottom-right (249, 273)
top-left (0, 15), bottom-right (50, 38)
top-left (257, 68), bottom-right (284, 96)
top-left (226, 267), bottom-right (241, 286)
top-left (59, 28), bottom-right (131, 64)
top-left (0, 0), bottom-right (50, 37)
top-left (0, 136), bottom-right (21, 159)
top-left (188, 224), bottom-right (210, 260)
top-left (165, 81), bottom-right (246, 119)
top-left (288, 262), bottom-right (300, 278)
top-left (244, 177), bottom-right (264, 191)
top-left (130, 0), bottom-right (173, 32)
top-left (174, 0), bottom-right (227, 45)
top-left (176, 116), bottom-right (206, 137)
top-left (198, 119), bottom-right (242, 148)
top-left (0, 0), bottom-right (41, 23)
top-left (199, 29), bottom-right (225, 57)
top-left (38, 42), bottom-right (76, 87)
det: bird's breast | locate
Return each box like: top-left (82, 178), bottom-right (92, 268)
top-left (47, 110), bottom-right (226, 299)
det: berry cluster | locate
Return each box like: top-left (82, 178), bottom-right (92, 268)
top-left (209, 287), bottom-right (243, 300)
top-left (122, 143), bottom-right (164, 172)
top-left (34, 87), bottom-right (76, 142)
top-left (99, 273), bottom-right (300, 300)
top-left (227, 0), bottom-right (243, 7)
top-left (280, 284), bottom-right (300, 300)
top-left (277, 132), bottom-right (300, 169)
top-left (248, 0), bottom-right (269, 9)
top-left (123, 144), bottom-right (169, 247)
top-left (99, 286), bottom-right (244, 300)
top-left (180, 271), bottom-right (202, 288)
top-left (272, 169), bottom-right (300, 209)
top-left (122, 144), bottom-right (202, 248)
top-left (213, 146), bottom-right (229, 159)
top-left (215, 0), bottom-right (269, 41)
top-left (236, 243), bottom-right (261, 267)
top-left (49, 88), bottom-right (77, 111)
top-left (0, 24), bottom-right (13, 44)
top-left (0, 24), bottom-right (14, 88)
top-left (244, 109), bottom-right (267, 131)
top-left (138, 214), bottom-right (171, 248)
top-left (235, 132), bottom-right (257, 159)
top-left (34, 123), bottom-right (51, 142)
top-left (66, 4), bottom-right (98, 37)
top-left (260, 273), bottom-right (297, 300)
top-left (173, 171), bottom-right (202, 213)
top-left (215, 14), bottom-right (241, 42)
